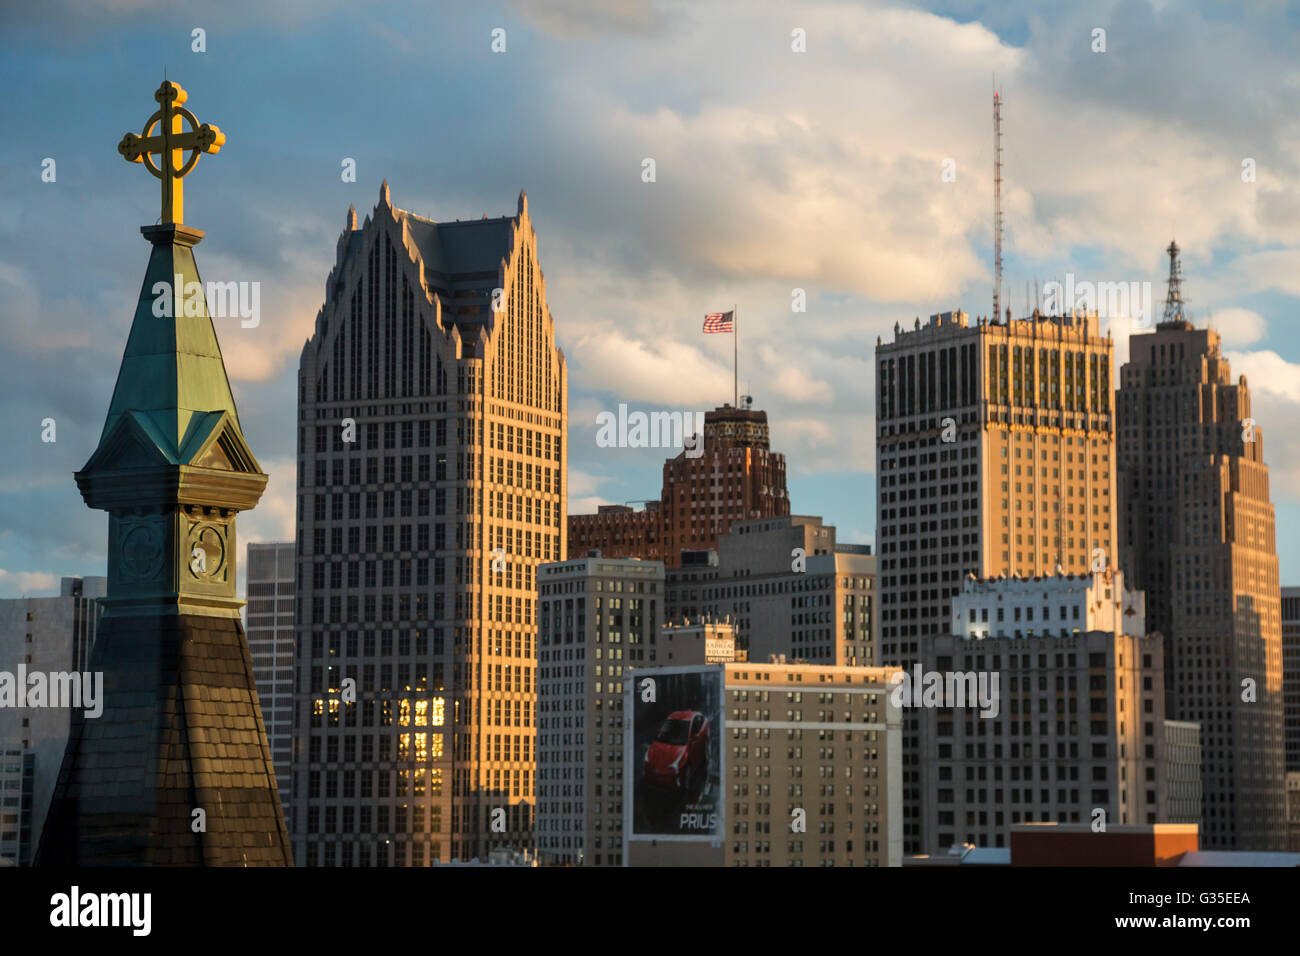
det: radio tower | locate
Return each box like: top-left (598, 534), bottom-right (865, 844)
top-left (993, 87), bottom-right (1003, 323)
top-left (1161, 239), bottom-right (1188, 327)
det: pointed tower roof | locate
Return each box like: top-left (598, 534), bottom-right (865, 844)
top-left (97, 224), bottom-right (246, 461)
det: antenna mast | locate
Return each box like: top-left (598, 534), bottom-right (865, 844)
top-left (993, 86), bottom-right (1004, 323)
top-left (1162, 240), bottom-right (1187, 326)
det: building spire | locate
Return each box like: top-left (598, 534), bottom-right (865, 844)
top-left (992, 86), bottom-right (1003, 324)
top-left (1161, 239), bottom-right (1188, 327)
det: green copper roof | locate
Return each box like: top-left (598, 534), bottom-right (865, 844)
top-left (98, 227), bottom-right (245, 461)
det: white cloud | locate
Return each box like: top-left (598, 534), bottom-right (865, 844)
top-left (0, 569), bottom-right (58, 596)
top-left (1232, 251), bottom-right (1300, 298)
top-left (1207, 309), bottom-right (1267, 347)
top-left (1225, 350), bottom-right (1300, 405)
top-left (240, 456), bottom-right (298, 546)
top-left (758, 345), bottom-right (833, 405)
top-left (568, 327), bottom-right (730, 406)
top-left (568, 495), bottom-right (615, 514)
top-left (511, 0), bottom-right (666, 36)
top-left (567, 468), bottom-right (611, 497)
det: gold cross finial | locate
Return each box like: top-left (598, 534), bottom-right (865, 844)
top-left (118, 80), bottom-right (225, 225)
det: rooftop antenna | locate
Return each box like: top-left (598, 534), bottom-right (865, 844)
top-left (1162, 240), bottom-right (1187, 326)
top-left (993, 81), bottom-right (1004, 325)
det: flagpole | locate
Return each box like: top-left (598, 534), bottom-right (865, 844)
top-left (733, 303), bottom-right (738, 408)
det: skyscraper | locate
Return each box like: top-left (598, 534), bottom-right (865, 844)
top-left (245, 543), bottom-right (296, 828)
top-left (292, 183), bottom-right (566, 865)
top-left (1117, 243), bottom-right (1286, 849)
top-left (0, 577), bottom-right (104, 865)
top-left (569, 403), bottom-right (789, 567)
top-left (875, 310), bottom-right (1116, 851)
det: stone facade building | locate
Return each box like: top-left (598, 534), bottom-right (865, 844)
top-left (1117, 285), bottom-right (1285, 849)
top-left (915, 630), bottom-right (1166, 853)
top-left (665, 516), bottom-right (876, 667)
top-left (624, 661), bottom-right (903, 867)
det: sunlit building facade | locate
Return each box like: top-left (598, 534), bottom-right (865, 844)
top-left (875, 310), bottom-right (1116, 852)
top-left (1118, 303), bottom-right (1285, 850)
top-left (293, 184), bottom-right (566, 865)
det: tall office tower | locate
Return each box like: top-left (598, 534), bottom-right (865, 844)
top-left (569, 404), bottom-right (789, 567)
top-left (664, 515), bottom-right (876, 666)
top-left (1284, 587), bottom-right (1300, 772)
top-left (876, 310), bottom-right (1116, 851)
top-left (246, 543), bottom-right (296, 828)
top-left (915, 629), bottom-right (1166, 854)
top-left (0, 577), bottom-right (104, 865)
top-left (1117, 245), bottom-right (1285, 849)
top-left (624, 661), bottom-right (904, 867)
top-left (536, 556), bottom-right (664, 866)
top-left (293, 183), bottom-right (566, 866)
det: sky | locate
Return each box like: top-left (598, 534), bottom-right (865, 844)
top-left (3, 0), bottom-right (1300, 598)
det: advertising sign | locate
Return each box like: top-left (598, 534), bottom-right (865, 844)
top-left (629, 668), bottom-right (722, 838)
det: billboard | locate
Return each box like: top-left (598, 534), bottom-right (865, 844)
top-left (628, 667), bottom-right (722, 838)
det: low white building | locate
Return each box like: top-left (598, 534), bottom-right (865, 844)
top-left (659, 619), bottom-right (737, 665)
top-left (951, 569), bottom-right (1145, 640)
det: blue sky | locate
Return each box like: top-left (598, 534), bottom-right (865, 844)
top-left (3, 0), bottom-right (1300, 596)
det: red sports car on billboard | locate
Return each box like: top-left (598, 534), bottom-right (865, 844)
top-left (643, 709), bottom-right (710, 795)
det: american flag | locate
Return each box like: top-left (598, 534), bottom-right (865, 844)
top-left (702, 310), bottom-right (734, 333)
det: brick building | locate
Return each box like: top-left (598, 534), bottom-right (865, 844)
top-left (569, 404), bottom-right (788, 567)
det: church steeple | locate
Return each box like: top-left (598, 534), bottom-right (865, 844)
top-left (77, 81), bottom-right (265, 619)
top-left (37, 81), bottom-right (290, 867)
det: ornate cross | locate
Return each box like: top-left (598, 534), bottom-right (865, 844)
top-left (118, 80), bottom-right (225, 225)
